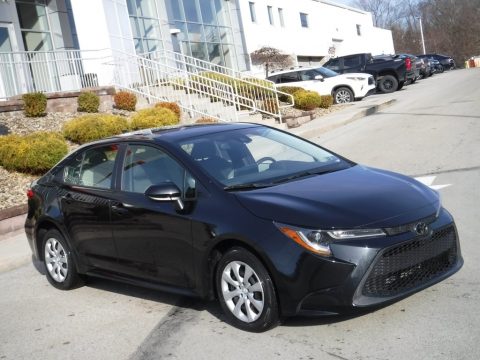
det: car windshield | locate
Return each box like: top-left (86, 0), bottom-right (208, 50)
top-left (178, 126), bottom-right (351, 189)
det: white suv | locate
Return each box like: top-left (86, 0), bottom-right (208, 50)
top-left (267, 67), bottom-right (376, 104)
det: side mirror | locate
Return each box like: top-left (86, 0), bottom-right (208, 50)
top-left (314, 75), bottom-right (324, 81)
top-left (145, 182), bottom-right (184, 211)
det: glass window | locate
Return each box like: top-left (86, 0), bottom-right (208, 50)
top-left (207, 42), bottom-right (222, 63)
top-left (277, 72), bottom-right (299, 83)
top-left (63, 145), bottom-right (119, 189)
top-left (267, 6), bottom-right (274, 25)
top-left (200, 0), bottom-right (216, 25)
top-left (278, 8), bottom-right (285, 27)
top-left (179, 127), bottom-right (348, 187)
top-left (300, 13), bottom-right (308, 28)
top-left (204, 25), bottom-right (220, 42)
top-left (187, 22), bottom-right (204, 42)
top-left (16, 3), bottom-right (49, 31)
top-left (190, 42), bottom-right (208, 60)
top-left (344, 56), bottom-right (361, 69)
top-left (356, 24), bottom-right (362, 36)
top-left (21, 31), bottom-right (52, 51)
top-left (249, 2), bottom-right (256, 23)
top-left (122, 144), bottom-right (186, 194)
top-left (167, 0), bottom-right (183, 20)
top-left (183, 0), bottom-right (200, 22)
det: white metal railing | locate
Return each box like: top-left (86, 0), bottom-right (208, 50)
top-left (0, 48), bottom-right (294, 122)
top-left (0, 49), bottom-right (111, 98)
top-left (143, 49), bottom-right (294, 120)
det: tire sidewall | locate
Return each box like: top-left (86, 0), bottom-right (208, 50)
top-left (378, 75), bottom-right (398, 93)
top-left (215, 247), bottom-right (278, 332)
top-left (42, 229), bottom-right (79, 290)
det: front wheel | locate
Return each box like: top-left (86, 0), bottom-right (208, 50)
top-left (43, 229), bottom-right (83, 290)
top-left (378, 75), bottom-right (398, 93)
top-left (216, 247), bottom-right (279, 332)
top-left (333, 87), bottom-right (354, 104)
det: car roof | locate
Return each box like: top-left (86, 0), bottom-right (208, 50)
top-left (80, 122), bottom-right (262, 148)
top-left (268, 66), bottom-right (319, 76)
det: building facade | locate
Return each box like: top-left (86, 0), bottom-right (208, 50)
top-left (0, 0), bottom-right (394, 98)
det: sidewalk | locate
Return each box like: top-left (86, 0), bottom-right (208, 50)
top-left (0, 93), bottom-right (397, 274)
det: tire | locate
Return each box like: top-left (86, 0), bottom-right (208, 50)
top-left (333, 87), bottom-right (354, 104)
top-left (42, 229), bottom-right (83, 290)
top-left (215, 247), bottom-right (279, 332)
top-left (378, 75), bottom-right (398, 93)
top-left (438, 65), bottom-right (444, 73)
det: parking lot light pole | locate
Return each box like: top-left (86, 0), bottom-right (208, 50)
top-left (417, 17), bottom-right (426, 54)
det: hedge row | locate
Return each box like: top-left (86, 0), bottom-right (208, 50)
top-left (278, 86), bottom-right (334, 111)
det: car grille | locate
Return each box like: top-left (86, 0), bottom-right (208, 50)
top-left (362, 226), bottom-right (457, 297)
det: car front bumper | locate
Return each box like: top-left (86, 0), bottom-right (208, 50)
top-left (271, 208), bottom-right (463, 317)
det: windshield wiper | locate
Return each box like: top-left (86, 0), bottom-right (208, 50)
top-left (224, 183), bottom-right (272, 191)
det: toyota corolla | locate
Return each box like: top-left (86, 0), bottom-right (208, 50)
top-left (25, 123), bottom-right (463, 331)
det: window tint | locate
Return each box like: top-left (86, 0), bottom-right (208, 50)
top-left (122, 144), bottom-right (188, 194)
top-left (344, 56), bottom-right (361, 69)
top-left (277, 72), bottom-right (299, 83)
top-left (63, 145), bottom-right (119, 189)
top-left (326, 58), bottom-right (341, 71)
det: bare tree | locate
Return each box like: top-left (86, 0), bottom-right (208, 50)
top-left (250, 47), bottom-right (294, 77)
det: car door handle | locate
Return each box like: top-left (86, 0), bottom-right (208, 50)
top-left (111, 203), bottom-right (131, 215)
top-left (61, 193), bottom-right (73, 204)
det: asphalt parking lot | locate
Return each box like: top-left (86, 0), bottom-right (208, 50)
top-left (1, 68), bottom-right (479, 360)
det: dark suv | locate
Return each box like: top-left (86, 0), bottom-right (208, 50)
top-left (418, 54), bottom-right (455, 70)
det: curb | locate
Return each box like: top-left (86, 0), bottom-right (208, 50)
top-left (0, 205), bottom-right (27, 240)
top-left (293, 98), bottom-right (396, 140)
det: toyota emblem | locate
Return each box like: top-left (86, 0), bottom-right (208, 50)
top-left (414, 222), bottom-right (429, 236)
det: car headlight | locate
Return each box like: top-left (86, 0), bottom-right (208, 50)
top-left (346, 76), bottom-right (366, 81)
top-left (275, 223), bottom-right (386, 257)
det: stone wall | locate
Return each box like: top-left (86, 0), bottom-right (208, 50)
top-left (0, 87), bottom-right (116, 113)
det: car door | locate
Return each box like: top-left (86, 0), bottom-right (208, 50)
top-left (296, 69), bottom-right (331, 95)
top-left (109, 143), bottom-right (194, 287)
top-left (343, 55), bottom-right (363, 73)
top-left (59, 144), bottom-right (120, 269)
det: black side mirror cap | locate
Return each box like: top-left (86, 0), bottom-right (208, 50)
top-left (145, 183), bottom-right (184, 210)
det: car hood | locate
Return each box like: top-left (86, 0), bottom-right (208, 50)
top-left (234, 165), bottom-right (439, 229)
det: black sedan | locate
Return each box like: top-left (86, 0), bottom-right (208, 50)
top-left (25, 123), bottom-right (463, 331)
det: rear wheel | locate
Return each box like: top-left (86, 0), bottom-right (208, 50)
top-left (333, 87), bottom-right (354, 104)
top-left (216, 247), bottom-right (279, 332)
top-left (378, 75), bottom-right (398, 93)
top-left (43, 229), bottom-right (83, 290)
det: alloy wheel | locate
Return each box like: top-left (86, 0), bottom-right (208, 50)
top-left (44, 237), bottom-right (68, 283)
top-left (335, 89), bottom-right (352, 103)
top-left (220, 261), bottom-right (264, 323)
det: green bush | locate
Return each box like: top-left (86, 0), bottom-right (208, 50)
top-left (320, 95), bottom-right (334, 109)
top-left (114, 91), bottom-right (137, 111)
top-left (277, 86), bottom-right (304, 103)
top-left (293, 90), bottom-right (322, 111)
top-left (130, 108), bottom-right (179, 130)
top-left (63, 114), bottom-right (129, 144)
top-left (0, 132), bottom-right (68, 174)
top-left (22, 92), bottom-right (47, 117)
top-left (77, 91), bottom-right (100, 113)
top-left (155, 102), bottom-right (181, 120)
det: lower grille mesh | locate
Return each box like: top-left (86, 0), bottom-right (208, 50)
top-left (362, 226), bottom-right (457, 297)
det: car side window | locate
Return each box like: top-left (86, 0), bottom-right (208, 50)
top-left (326, 58), bottom-right (341, 71)
top-left (277, 72), bottom-right (299, 83)
top-left (344, 56), bottom-right (361, 69)
top-left (298, 70), bottom-right (318, 81)
top-left (63, 145), bottom-right (119, 189)
top-left (122, 144), bottom-right (193, 195)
